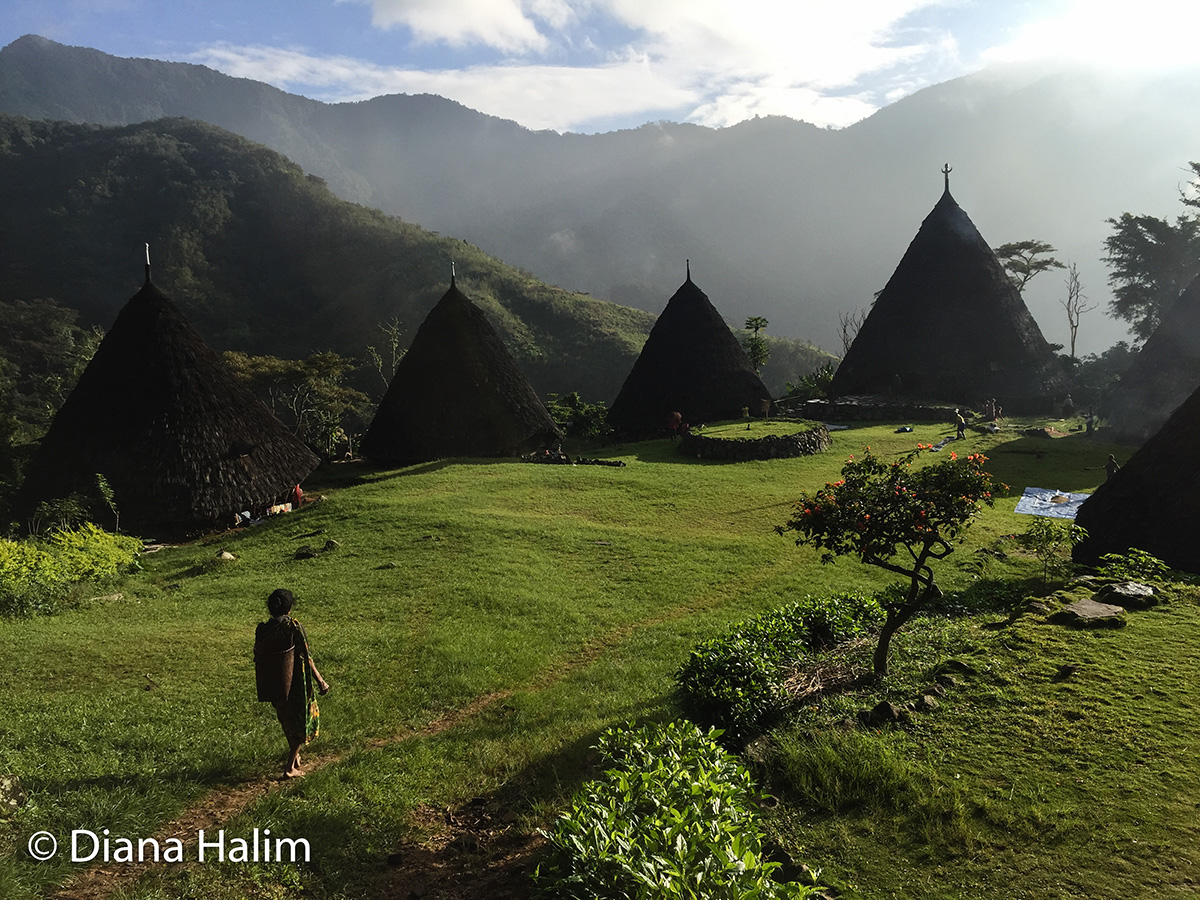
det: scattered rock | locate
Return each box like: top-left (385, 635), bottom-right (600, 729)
top-left (294, 545), bottom-right (318, 560)
top-left (322, 539), bottom-right (341, 552)
top-left (916, 694), bottom-right (940, 712)
top-left (1052, 664), bottom-right (1078, 681)
top-left (1027, 601), bottom-right (1053, 615)
top-left (447, 833), bottom-right (483, 854)
top-left (743, 735), bottom-right (775, 764)
top-left (923, 684), bottom-right (947, 697)
top-left (88, 593), bottom-right (123, 604)
top-left (0, 774), bottom-right (24, 810)
top-left (216, 550), bottom-right (236, 561)
top-left (377, 562), bottom-right (398, 570)
top-left (867, 700), bottom-right (906, 727)
top-left (1093, 582), bottom-right (1157, 609)
top-left (1052, 598), bottom-right (1126, 627)
top-left (935, 674), bottom-right (959, 689)
top-left (938, 659), bottom-right (978, 676)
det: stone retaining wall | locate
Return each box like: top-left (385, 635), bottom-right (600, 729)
top-left (678, 425), bottom-right (832, 461)
top-left (787, 396), bottom-right (960, 423)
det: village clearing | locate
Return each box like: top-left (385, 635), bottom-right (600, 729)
top-left (3, 419), bottom-right (1199, 900)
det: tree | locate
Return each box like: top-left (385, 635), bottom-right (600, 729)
top-left (993, 240), bottom-right (1065, 293)
top-left (741, 316), bottom-right (770, 374)
top-left (1103, 212), bottom-right (1200, 340)
top-left (0, 299), bottom-right (102, 441)
top-left (1060, 262), bottom-right (1097, 359)
top-left (365, 316), bottom-right (405, 394)
top-left (223, 351), bottom-right (371, 457)
top-left (837, 307), bottom-right (868, 356)
top-left (777, 446), bottom-right (1002, 676)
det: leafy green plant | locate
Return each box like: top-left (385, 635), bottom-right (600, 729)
top-left (1096, 548), bottom-right (1172, 583)
top-left (778, 446), bottom-right (1002, 675)
top-left (94, 472), bottom-right (119, 532)
top-left (0, 523), bottom-right (140, 616)
top-left (675, 593), bottom-right (883, 741)
top-left (536, 720), bottom-right (820, 900)
top-left (545, 391), bottom-right (611, 438)
top-left (784, 362), bottom-right (835, 401)
top-left (1019, 518), bottom-right (1087, 585)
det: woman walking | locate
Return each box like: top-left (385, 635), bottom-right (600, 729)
top-left (254, 589), bottom-right (330, 777)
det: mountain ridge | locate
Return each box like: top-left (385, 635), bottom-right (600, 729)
top-left (4, 35), bottom-right (1200, 354)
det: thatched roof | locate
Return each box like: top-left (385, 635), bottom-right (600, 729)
top-left (1073, 380), bottom-right (1200, 574)
top-left (1102, 274), bottom-right (1200, 444)
top-left (606, 269), bottom-right (772, 438)
top-left (829, 185), bottom-right (1066, 412)
top-left (19, 270), bottom-right (319, 536)
top-left (360, 279), bottom-right (562, 464)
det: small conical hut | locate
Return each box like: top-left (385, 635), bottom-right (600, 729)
top-left (830, 173), bottom-right (1066, 411)
top-left (361, 278), bottom-right (562, 464)
top-left (607, 267), bottom-right (771, 437)
top-left (1073, 380), bottom-right (1200, 574)
top-left (1103, 274), bottom-right (1200, 444)
top-left (19, 268), bottom-right (319, 536)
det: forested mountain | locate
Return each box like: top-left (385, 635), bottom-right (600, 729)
top-left (0, 115), bottom-right (830, 402)
top-left (0, 115), bottom-right (656, 401)
top-left (4, 34), bottom-right (1200, 354)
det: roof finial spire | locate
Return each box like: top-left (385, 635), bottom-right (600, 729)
top-left (686, 258), bottom-right (691, 282)
top-left (451, 260), bottom-right (456, 286)
top-left (144, 242), bottom-right (151, 283)
top-left (941, 162), bottom-right (953, 193)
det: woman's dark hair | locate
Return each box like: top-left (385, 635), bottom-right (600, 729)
top-left (267, 588), bottom-right (296, 617)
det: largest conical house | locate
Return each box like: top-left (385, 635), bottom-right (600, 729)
top-left (830, 172), bottom-right (1066, 411)
top-left (19, 265), bottom-right (319, 536)
top-left (361, 277), bottom-right (562, 464)
top-left (607, 265), bottom-right (772, 437)
top-left (1073, 378), bottom-right (1200, 574)
top-left (1102, 273), bottom-right (1200, 444)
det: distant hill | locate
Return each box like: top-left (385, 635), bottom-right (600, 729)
top-left (0, 115), bottom-right (657, 401)
top-left (4, 35), bottom-right (1200, 355)
top-left (0, 114), bottom-right (831, 401)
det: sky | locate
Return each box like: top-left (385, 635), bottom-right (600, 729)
top-left (5, 0), bottom-right (1200, 134)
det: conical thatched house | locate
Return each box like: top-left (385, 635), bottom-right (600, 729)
top-left (830, 174), bottom-right (1066, 411)
top-left (19, 267), bottom-right (319, 536)
top-left (606, 266), bottom-right (772, 438)
top-left (1103, 274), bottom-right (1200, 444)
top-left (361, 278), bottom-right (562, 464)
top-left (1073, 379), bottom-right (1200, 574)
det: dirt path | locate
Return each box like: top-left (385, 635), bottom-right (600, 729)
top-left (52, 600), bottom-right (713, 900)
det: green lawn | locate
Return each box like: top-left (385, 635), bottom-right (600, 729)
top-left (3, 422), bottom-right (1184, 899)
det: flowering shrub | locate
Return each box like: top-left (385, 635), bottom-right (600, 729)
top-left (778, 446), bottom-right (1004, 675)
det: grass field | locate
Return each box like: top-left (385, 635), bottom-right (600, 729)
top-left (3, 418), bottom-right (1195, 899)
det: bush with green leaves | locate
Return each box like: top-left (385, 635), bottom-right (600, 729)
top-left (537, 720), bottom-right (820, 900)
top-left (545, 391), bottom-right (611, 438)
top-left (1096, 548), bottom-right (1172, 583)
top-left (675, 592), bottom-right (884, 742)
top-left (1019, 518), bottom-right (1088, 585)
top-left (0, 523), bottom-right (141, 616)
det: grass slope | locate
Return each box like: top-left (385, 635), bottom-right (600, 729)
top-left (2, 420), bottom-right (1189, 899)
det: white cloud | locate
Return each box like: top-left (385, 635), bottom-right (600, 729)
top-left (343, 0), bottom-right (563, 53)
top-left (195, 1), bottom-right (968, 131)
top-left (982, 0), bottom-right (1200, 70)
top-left (192, 43), bottom-right (697, 131)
